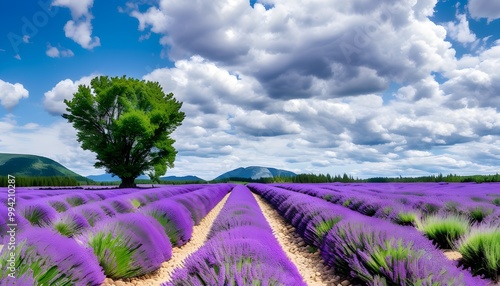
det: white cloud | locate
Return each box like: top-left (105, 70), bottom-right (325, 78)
top-left (63, 18), bottom-right (100, 49)
top-left (3, 0), bottom-right (495, 179)
top-left (43, 75), bottom-right (96, 115)
top-left (230, 110), bottom-right (301, 137)
top-left (117, 3), bottom-right (485, 179)
top-left (46, 44), bottom-right (75, 58)
top-left (46, 46), bottom-right (60, 58)
top-left (445, 12), bottom-right (477, 45)
top-left (0, 79), bottom-right (29, 111)
top-left (52, 0), bottom-right (100, 49)
top-left (129, 0), bottom-right (456, 100)
top-left (443, 42), bottom-right (500, 109)
top-left (52, 0), bottom-right (93, 18)
top-left (468, 0), bottom-right (500, 22)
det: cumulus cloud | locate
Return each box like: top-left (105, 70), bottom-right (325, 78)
top-left (445, 12), bottom-right (477, 45)
top-left (0, 79), bottom-right (29, 111)
top-left (52, 0), bottom-right (93, 18)
top-left (230, 110), bottom-right (301, 137)
top-left (52, 0), bottom-right (100, 49)
top-left (46, 44), bottom-right (74, 58)
top-left (2, 0), bottom-right (499, 180)
top-left (43, 75), bottom-right (96, 115)
top-left (468, 0), bottom-right (500, 22)
top-left (442, 42), bottom-right (500, 109)
top-left (129, 0), bottom-right (456, 99)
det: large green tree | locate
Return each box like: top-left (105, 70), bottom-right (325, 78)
top-left (62, 76), bottom-right (185, 188)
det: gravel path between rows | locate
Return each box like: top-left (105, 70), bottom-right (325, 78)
top-left (101, 193), bottom-right (230, 286)
top-left (252, 193), bottom-right (358, 286)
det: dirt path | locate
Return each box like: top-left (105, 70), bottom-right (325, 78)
top-left (101, 193), bottom-right (230, 286)
top-left (252, 193), bottom-right (357, 286)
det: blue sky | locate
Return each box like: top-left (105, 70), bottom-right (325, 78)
top-left (1, 0), bottom-right (500, 180)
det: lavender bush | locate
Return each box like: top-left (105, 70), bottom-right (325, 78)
top-left (76, 213), bottom-right (172, 279)
top-left (457, 224), bottom-right (500, 282)
top-left (141, 199), bottom-right (194, 246)
top-left (47, 210), bottom-right (90, 237)
top-left (19, 202), bottom-right (57, 227)
top-left (0, 228), bottom-right (105, 285)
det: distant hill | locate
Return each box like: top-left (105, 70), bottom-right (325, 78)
top-left (161, 175), bottom-right (205, 182)
top-left (0, 153), bottom-right (91, 183)
top-left (87, 173), bottom-right (205, 182)
top-left (214, 166), bottom-right (296, 181)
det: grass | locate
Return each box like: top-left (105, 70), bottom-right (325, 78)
top-left (394, 212), bottom-right (418, 226)
top-left (493, 198), bottom-right (500, 206)
top-left (48, 201), bottom-right (69, 212)
top-left (468, 206), bottom-right (492, 224)
top-left (457, 225), bottom-right (500, 282)
top-left (130, 199), bottom-right (142, 208)
top-left (444, 201), bottom-right (460, 213)
top-left (20, 205), bottom-right (54, 227)
top-left (65, 195), bottom-right (86, 207)
top-left (50, 213), bottom-right (88, 237)
top-left (417, 214), bottom-right (470, 249)
top-left (87, 232), bottom-right (141, 279)
top-left (315, 217), bottom-right (342, 242)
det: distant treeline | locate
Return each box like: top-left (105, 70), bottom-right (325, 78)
top-left (265, 173), bottom-right (500, 184)
top-left (97, 179), bottom-right (207, 186)
top-left (2, 173), bottom-right (500, 187)
top-left (0, 176), bottom-right (87, 187)
top-left (364, 173), bottom-right (500, 183)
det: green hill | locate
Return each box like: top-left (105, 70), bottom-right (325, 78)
top-left (0, 153), bottom-right (91, 184)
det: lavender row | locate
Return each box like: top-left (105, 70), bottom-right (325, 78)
top-left (0, 184), bottom-right (232, 284)
top-left (276, 183), bottom-right (499, 225)
top-left (0, 184), bottom-right (208, 238)
top-left (272, 182), bottom-right (500, 274)
top-left (249, 183), bottom-right (489, 286)
top-left (164, 185), bottom-right (306, 286)
top-left (318, 183), bottom-right (499, 219)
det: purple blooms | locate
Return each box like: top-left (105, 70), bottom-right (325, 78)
top-left (171, 184), bottom-right (231, 225)
top-left (0, 227), bottom-right (105, 285)
top-left (49, 209), bottom-right (90, 237)
top-left (249, 183), bottom-right (490, 286)
top-left (76, 212), bottom-right (172, 279)
top-left (165, 185), bottom-right (306, 286)
top-left (19, 202), bottom-right (57, 227)
top-left (141, 198), bottom-right (194, 246)
top-left (72, 203), bottom-right (108, 226)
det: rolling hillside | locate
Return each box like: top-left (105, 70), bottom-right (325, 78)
top-left (0, 153), bottom-right (91, 183)
top-left (214, 166), bottom-right (296, 181)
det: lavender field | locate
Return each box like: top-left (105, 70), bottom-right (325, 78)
top-left (1, 182), bottom-right (499, 285)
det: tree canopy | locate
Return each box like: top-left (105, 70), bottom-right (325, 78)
top-left (62, 76), bottom-right (185, 188)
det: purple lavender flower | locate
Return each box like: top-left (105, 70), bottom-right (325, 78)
top-left (0, 227), bottom-right (105, 285)
top-left (141, 199), bottom-right (194, 246)
top-left (75, 212), bottom-right (172, 279)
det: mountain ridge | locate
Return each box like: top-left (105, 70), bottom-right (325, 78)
top-left (0, 153), bottom-right (91, 183)
top-left (214, 166), bottom-right (296, 181)
top-left (0, 153), bottom-right (296, 183)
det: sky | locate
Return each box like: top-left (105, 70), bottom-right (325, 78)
top-left (1, 0), bottom-right (500, 180)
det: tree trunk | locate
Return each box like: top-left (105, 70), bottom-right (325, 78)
top-left (119, 177), bottom-right (137, 188)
